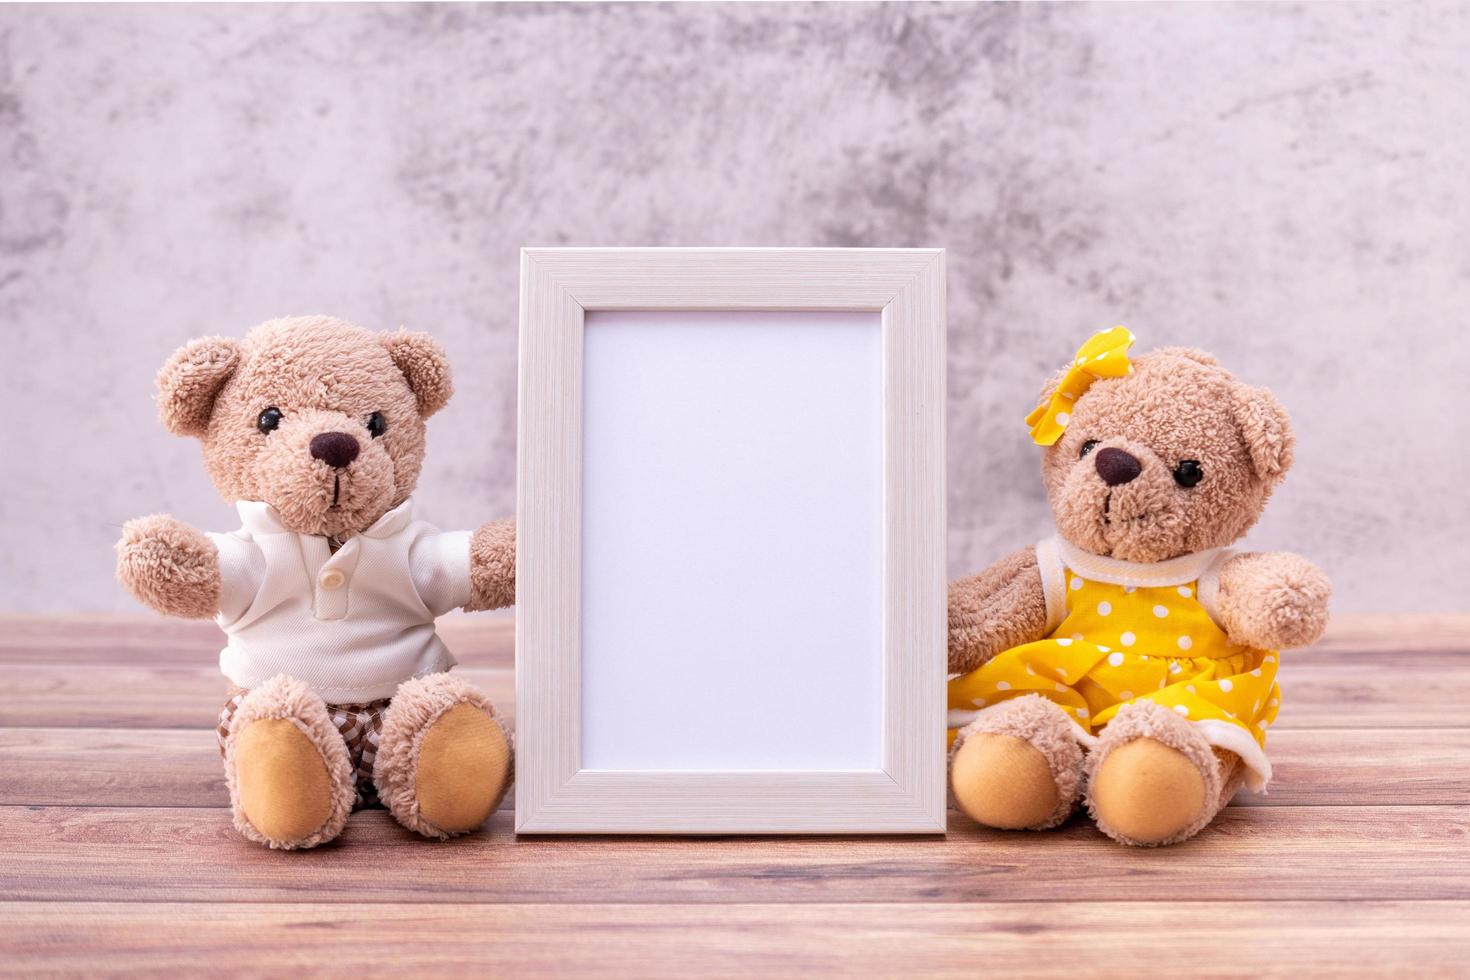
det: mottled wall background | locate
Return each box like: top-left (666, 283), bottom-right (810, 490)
top-left (1, 2), bottom-right (1465, 613)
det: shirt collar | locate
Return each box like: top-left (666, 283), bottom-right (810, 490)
top-left (1053, 534), bottom-right (1221, 588)
top-left (235, 497), bottom-right (415, 540)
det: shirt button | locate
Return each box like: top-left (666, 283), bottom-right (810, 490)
top-left (319, 569), bottom-right (346, 591)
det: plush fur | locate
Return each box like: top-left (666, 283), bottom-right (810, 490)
top-left (1085, 699), bottom-right (1237, 847)
top-left (1041, 348), bottom-right (1292, 564)
top-left (467, 519), bottom-right (517, 613)
top-left (155, 316), bottom-right (435, 540)
top-left (1216, 550), bottom-right (1332, 651)
top-left (115, 514), bottom-right (221, 619)
top-left (949, 342), bottom-right (1331, 846)
top-left (373, 672), bottom-right (514, 839)
top-left (117, 315), bottom-right (518, 850)
top-left (949, 695), bottom-right (1083, 830)
top-left (224, 675), bottom-right (356, 850)
top-left (155, 336), bottom-right (240, 438)
top-left (948, 547), bottom-right (1048, 675)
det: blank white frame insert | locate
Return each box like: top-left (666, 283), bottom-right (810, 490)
top-left (580, 310), bottom-right (884, 771)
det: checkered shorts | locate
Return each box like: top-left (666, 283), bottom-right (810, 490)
top-left (217, 689), bottom-right (390, 808)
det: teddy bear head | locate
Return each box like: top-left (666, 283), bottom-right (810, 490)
top-left (1039, 347), bottom-right (1293, 563)
top-left (154, 315), bottom-right (452, 539)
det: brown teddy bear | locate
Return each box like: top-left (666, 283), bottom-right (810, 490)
top-left (116, 315), bottom-right (516, 850)
top-left (946, 327), bottom-right (1330, 846)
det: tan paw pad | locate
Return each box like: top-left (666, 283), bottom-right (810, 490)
top-left (415, 704), bottom-right (512, 834)
top-left (234, 718), bottom-right (336, 845)
top-left (951, 733), bottom-right (1061, 830)
top-left (1090, 737), bottom-right (1208, 844)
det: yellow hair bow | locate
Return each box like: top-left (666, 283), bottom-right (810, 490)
top-left (1025, 326), bottom-right (1135, 446)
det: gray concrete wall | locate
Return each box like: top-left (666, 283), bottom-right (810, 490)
top-left (2, 2), bottom-right (1464, 613)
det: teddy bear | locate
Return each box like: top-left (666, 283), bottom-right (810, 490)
top-left (115, 315), bottom-right (517, 851)
top-left (946, 327), bottom-right (1331, 846)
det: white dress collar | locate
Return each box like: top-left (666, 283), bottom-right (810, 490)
top-left (1052, 534), bottom-right (1221, 588)
top-left (235, 497), bottom-right (415, 540)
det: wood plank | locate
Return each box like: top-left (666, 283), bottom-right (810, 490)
top-left (2, 805), bottom-right (1465, 904)
top-left (1279, 658), bottom-right (1469, 727)
top-left (0, 728), bottom-right (225, 807)
top-left (0, 613), bottom-right (1461, 668)
top-left (5, 727), bottom-right (1464, 810)
top-left (1306, 612), bottom-right (1470, 655)
top-left (2, 657), bottom-right (1462, 729)
top-left (1232, 727), bottom-right (1470, 807)
top-left (0, 666), bottom-right (516, 729)
top-left (1, 611), bottom-right (1460, 972)
top-left (3, 901), bottom-right (1466, 977)
top-left (0, 614), bottom-right (515, 668)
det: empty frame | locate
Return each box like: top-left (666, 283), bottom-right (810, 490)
top-left (582, 310), bottom-right (884, 772)
top-left (517, 248), bottom-right (946, 834)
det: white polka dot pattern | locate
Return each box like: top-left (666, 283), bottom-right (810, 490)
top-left (946, 553), bottom-right (1282, 789)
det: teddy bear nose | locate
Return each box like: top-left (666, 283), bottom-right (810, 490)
top-left (1095, 447), bottom-right (1142, 486)
top-left (309, 432), bottom-right (360, 469)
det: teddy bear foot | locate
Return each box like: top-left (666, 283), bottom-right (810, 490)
top-left (1085, 700), bottom-right (1243, 847)
top-left (373, 673), bottom-right (513, 839)
top-left (224, 675), bottom-right (356, 850)
top-left (949, 694), bottom-right (1084, 830)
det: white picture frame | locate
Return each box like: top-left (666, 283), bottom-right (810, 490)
top-left (516, 248), bottom-right (947, 834)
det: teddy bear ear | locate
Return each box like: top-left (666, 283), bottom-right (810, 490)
top-left (1232, 382), bottom-right (1295, 482)
top-left (155, 337), bottom-right (240, 438)
top-left (381, 329), bottom-right (453, 418)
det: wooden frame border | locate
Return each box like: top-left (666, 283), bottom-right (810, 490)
top-left (516, 248), bottom-right (946, 834)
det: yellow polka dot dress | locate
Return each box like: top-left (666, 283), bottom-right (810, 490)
top-left (948, 537), bottom-right (1279, 790)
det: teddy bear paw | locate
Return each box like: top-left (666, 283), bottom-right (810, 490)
top-left (949, 695), bottom-right (1083, 831)
top-left (224, 676), bottom-right (356, 850)
top-left (114, 515), bottom-right (221, 619)
top-left (1220, 552), bottom-right (1332, 650)
top-left (374, 673), bottom-right (513, 838)
top-left (1084, 700), bottom-right (1231, 847)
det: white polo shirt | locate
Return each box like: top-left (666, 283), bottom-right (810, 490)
top-left (207, 498), bottom-right (472, 704)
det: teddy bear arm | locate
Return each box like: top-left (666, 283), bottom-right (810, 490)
top-left (948, 546), bottom-right (1049, 674)
top-left (115, 515), bottom-right (222, 619)
top-left (464, 518), bottom-right (515, 612)
top-left (1214, 551), bottom-right (1331, 650)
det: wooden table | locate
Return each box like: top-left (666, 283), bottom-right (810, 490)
top-left (2, 614), bottom-right (1467, 977)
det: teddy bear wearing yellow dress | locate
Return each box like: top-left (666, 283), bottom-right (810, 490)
top-left (948, 328), bottom-right (1331, 846)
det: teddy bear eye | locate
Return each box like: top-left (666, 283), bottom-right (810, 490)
top-left (257, 407), bottom-right (282, 434)
top-left (1173, 460), bottom-right (1204, 488)
top-left (366, 411), bottom-right (387, 439)
top-left (1079, 440), bottom-right (1099, 458)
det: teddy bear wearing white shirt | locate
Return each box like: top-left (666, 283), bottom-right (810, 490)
top-left (116, 315), bottom-right (516, 850)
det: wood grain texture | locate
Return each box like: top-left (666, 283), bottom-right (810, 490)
top-left (516, 245), bottom-right (586, 833)
top-left (5, 727), bottom-right (1466, 809)
top-left (1, 614), bottom-right (1466, 976)
top-left (881, 251), bottom-right (948, 824)
top-left (5, 901), bottom-right (1468, 978)
top-left (0, 666), bottom-right (515, 728)
top-left (5, 654), bottom-right (1465, 730)
top-left (1, 611), bottom-right (1453, 664)
top-left (0, 614), bottom-right (515, 668)
top-left (523, 247), bottom-right (943, 310)
top-left (516, 248), bottom-right (947, 833)
top-left (3, 805), bottom-right (1467, 904)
